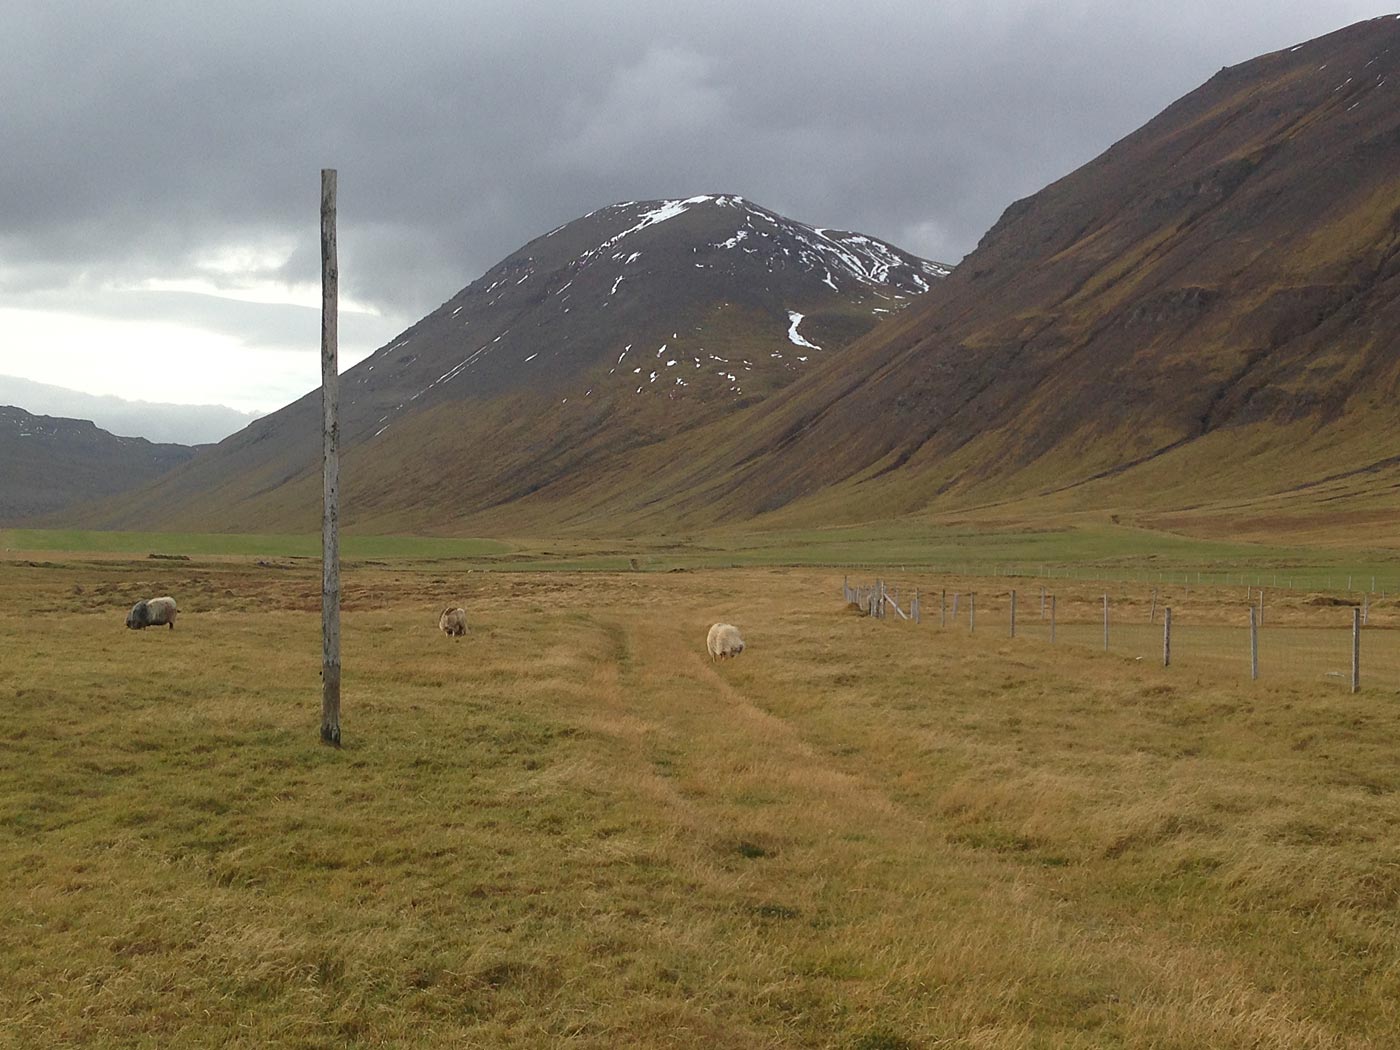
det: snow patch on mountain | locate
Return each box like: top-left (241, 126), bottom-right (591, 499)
top-left (787, 311), bottom-right (822, 351)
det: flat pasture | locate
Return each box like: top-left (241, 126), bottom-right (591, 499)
top-left (4, 556), bottom-right (1400, 1048)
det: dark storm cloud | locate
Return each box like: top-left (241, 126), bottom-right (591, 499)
top-left (2, 0), bottom-right (1385, 325)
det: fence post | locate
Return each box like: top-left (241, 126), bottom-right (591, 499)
top-left (1249, 606), bottom-right (1258, 681)
top-left (1352, 608), bottom-right (1361, 694)
top-left (969, 593), bottom-right (976, 634)
top-left (940, 589), bottom-right (947, 628)
top-left (1163, 607), bottom-right (1171, 667)
top-left (1258, 588), bottom-right (1264, 628)
top-left (952, 592), bottom-right (960, 618)
top-left (1050, 595), bottom-right (1056, 643)
top-left (913, 590), bottom-right (921, 624)
top-left (843, 574), bottom-right (849, 602)
top-left (1363, 592), bottom-right (1369, 627)
top-left (1103, 594), bottom-right (1109, 651)
top-left (319, 167), bottom-right (342, 750)
top-left (1010, 589), bottom-right (1017, 638)
top-left (1150, 588), bottom-right (1157, 625)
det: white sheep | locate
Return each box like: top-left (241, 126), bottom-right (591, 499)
top-left (707, 622), bottom-right (745, 661)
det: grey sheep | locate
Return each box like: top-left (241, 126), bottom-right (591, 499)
top-left (439, 607), bottom-right (468, 637)
top-left (127, 596), bottom-right (178, 630)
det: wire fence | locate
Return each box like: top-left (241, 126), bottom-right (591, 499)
top-left (844, 575), bottom-right (1395, 692)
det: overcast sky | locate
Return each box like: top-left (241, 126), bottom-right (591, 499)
top-left (0, 1), bottom-right (1385, 425)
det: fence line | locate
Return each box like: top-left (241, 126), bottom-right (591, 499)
top-left (842, 573), bottom-right (1396, 692)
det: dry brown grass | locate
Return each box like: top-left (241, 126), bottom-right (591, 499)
top-left (3, 556), bottom-right (1400, 1047)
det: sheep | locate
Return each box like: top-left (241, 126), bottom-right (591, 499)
top-left (707, 622), bottom-right (745, 661)
top-left (126, 595), bottom-right (178, 631)
top-left (439, 606), bottom-right (468, 637)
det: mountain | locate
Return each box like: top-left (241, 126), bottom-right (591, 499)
top-left (571, 15), bottom-right (1400, 536)
top-left (0, 376), bottom-right (260, 445)
top-left (71, 18), bottom-right (1400, 541)
top-left (70, 195), bottom-right (947, 532)
top-left (0, 407), bottom-right (196, 524)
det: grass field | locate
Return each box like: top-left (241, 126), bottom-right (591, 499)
top-left (5, 552), bottom-right (1400, 1047)
top-left (8, 522), bottom-right (1400, 586)
top-left (0, 529), bottom-right (512, 561)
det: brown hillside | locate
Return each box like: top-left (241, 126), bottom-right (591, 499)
top-left (590, 15), bottom-right (1400, 538)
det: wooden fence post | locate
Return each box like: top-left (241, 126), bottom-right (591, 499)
top-left (913, 590), bottom-right (921, 624)
top-left (969, 593), bottom-right (976, 634)
top-left (1363, 592), bottom-right (1370, 627)
top-left (952, 592), bottom-right (960, 618)
top-left (940, 589), bottom-right (947, 628)
top-left (1163, 607), bottom-right (1171, 667)
top-left (1249, 606), bottom-right (1258, 681)
top-left (1010, 589), bottom-right (1017, 638)
top-left (1050, 595), bottom-right (1056, 643)
top-left (1103, 593), bottom-right (1109, 651)
top-left (1352, 608), bottom-right (1361, 694)
top-left (1150, 588), bottom-right (1157, 625)
top-left (320, 167), bottom-right (341, 749)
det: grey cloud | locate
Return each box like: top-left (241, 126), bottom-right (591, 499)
top-left (2, 0), bottom-right (1386, 333)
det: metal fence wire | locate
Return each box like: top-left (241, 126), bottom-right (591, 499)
top-left (844, 576), bottom-right (1390, 692)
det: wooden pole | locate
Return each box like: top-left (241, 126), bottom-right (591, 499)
top-left (940, 589), bottom-right (947, 628)
top-left (1149, 588), bottom-right (1157, 625)
top-left (1249, 606), bottom-right (1258, 681)
top-left (1040, 587), bottom-right (1046, 620)
top-left (1050, 595), bottom-right (1056, 643)
top-left (969, 593), bottom-right (976, 633)
top-left (1163, 607), bottom-right (1171, 667)
top-left (1103, 593), bottom-right (1109, 651)
top-left (1352, 608), bottom-right (1361, 694)
top-left (320, 168), bottom-right (341, 748)
top-left (1009, 589), bottom-right (1017, 638)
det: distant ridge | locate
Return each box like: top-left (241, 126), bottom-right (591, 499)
top-left (0, 375), bottom-right (258, 445)
top-left (0, 406), bottom-right (194, 523)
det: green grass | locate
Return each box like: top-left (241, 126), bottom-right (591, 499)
top-left (7, 521), bottom-right (1400, 587)
top-left (0, 529), bottom-right (512, 560)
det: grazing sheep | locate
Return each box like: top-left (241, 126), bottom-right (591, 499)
top-left (707, 622), bottom-right (745, 661)
top-left (439, 607), bottom-right (468, 637)
top-left (126, 596), bottom-right (178, 631)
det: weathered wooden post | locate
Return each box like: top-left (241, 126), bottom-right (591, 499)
top-left (1363, 592), bottom-right (1370, 627)
top-left (1050, 594), bottom-right (1056, 643)
top-left (1009, 589), bottom-right (1017, 638)
top-left (913, 589), bottom-right (921, 624)
top-left (1102, 593), bottom-right (1109, 651)
top-left (969, 593), bottom-right (976, 633)
top-left (1149, 588), bottom-right (1157, 625)
top-left (952, 592), bottom-right (960, 618)
top-left (1249, 606), bottom-right (1258, 681)
top-left (940, 589), bottom-right (947, 628)
top-left (1040, 587), bottom-right (1046, 620)
top-left (320, 168), bottom-right (341, 748)
top-left (1163, 607), bottom-right (1172, 667)
top-left (1352, 607), bottom-right (1361, 694)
